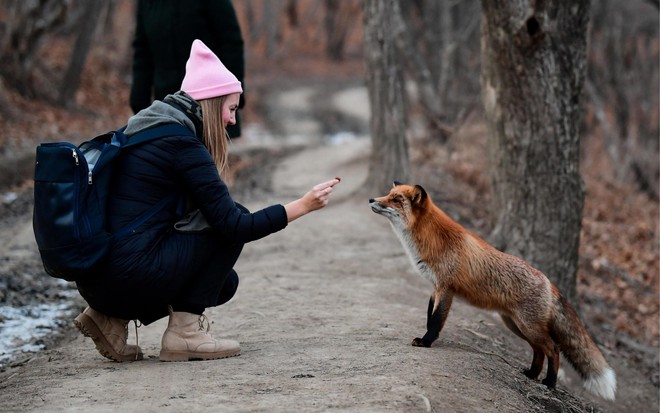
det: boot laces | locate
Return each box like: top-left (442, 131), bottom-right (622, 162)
top-left (198, 314), bottom-right (210, 333)
top-left (132, 320), bottom-right (142, 361)
top-left (116, 318), bottom-right (141, 361)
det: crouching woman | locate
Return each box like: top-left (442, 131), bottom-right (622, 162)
top-left (73, 40), bottom-right (339, 362)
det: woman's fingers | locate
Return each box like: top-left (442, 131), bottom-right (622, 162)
top-left (313, 177), bottom-right (341, 192)
top-left (304, 177), bottom-right (341, 212)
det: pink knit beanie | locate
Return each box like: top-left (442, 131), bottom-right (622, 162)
top-left (181, 39), bottom-right (242, 100)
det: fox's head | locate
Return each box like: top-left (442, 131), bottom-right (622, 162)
top-left (369, 182), bottom-right (429, 228)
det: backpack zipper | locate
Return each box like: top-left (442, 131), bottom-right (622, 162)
top-left (72, 147), bottom-right (93, 240)
top-left (72, 149), bottom-right (81, 240)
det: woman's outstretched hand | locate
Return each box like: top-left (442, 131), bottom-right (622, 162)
top-left (284, 177), bottom-right (341, 222)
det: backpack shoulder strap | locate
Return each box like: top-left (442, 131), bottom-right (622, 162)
top-left (123, 123), bottom-right (196, 148)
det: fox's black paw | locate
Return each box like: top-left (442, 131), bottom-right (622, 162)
top-left (541, 377), bottom-right (557, 389)
top-left (523, 368), bottom-right (540, 380)
top-left (411, 337), bottom-right (429, 347)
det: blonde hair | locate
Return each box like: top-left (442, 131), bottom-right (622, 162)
top-left (199, 96), bottom-right (230, 179)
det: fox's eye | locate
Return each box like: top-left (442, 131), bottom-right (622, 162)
top-left (392, 196), bottom-right (402, 204)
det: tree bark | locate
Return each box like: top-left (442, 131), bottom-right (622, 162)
top-left (363, 0), bottom-right (409, 194)
top-left (480, 0), bottom-right (590, 306)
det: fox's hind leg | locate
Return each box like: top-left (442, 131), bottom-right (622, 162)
top-left (540, 344), bottom-right (560, 388)
top-left (412, 290), bottom-right (454, 347)
top-left (506, 315), bottom-right (561, 388)
top-left (501, 314), bottom-right (545, 380)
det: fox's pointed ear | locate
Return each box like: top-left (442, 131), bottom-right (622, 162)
top-left (393, 180), bottom-right (403, 187)
top-left (412, 185), bottom-right (428, 205)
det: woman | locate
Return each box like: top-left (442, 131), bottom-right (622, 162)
top-left (73, 39), bottom-right (340, 363)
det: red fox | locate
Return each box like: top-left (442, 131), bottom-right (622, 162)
top-left (369, 182), bottom-right (616, 400)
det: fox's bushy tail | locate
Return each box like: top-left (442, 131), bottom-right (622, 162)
top-left (551, 295), bottom-right (616, 400)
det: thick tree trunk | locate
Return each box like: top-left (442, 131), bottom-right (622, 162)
top-left (363, 0), bottom-right (409, 193)
top-left (480, 0), bottom-right (590, 305)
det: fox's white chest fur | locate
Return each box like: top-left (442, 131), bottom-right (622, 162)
top-left (389, 222), bottom-right (437, 287)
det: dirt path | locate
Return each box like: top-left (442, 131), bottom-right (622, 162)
top-left (0, 84), bottom-right (657, 412)
top-left (0, 134), bottom-right (655, 412)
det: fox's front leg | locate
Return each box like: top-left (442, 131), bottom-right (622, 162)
top-left (412, 289), bottom-right (454, 347)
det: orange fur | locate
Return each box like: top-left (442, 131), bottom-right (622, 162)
top-left (369, 183), bottom-right (616, 400)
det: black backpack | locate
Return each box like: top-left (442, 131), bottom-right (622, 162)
top-left (33, 123), bottom-right (194, 281)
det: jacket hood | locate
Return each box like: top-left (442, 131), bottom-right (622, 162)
top-left (125, 91), bottom-right (201, 137)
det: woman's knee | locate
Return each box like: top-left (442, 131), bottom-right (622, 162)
top-left (217, 269), bottom-right (239, 305)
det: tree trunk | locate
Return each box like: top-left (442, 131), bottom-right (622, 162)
top-left (480, 0), bottom-right (590, 306)
top-left (397, 0), bottom-right (481, 140)
top-left (586, 0), bottom-right (659, 200)
top-left (58, 0), bottom-right (105, 107)
top-left (0, 0), bottom-right (68, 96)
top-left (363, 0), bottom-right (409, 194)
top-left (324, 0), bottom-right (345, 61)
top-left (391, 0), bottom-right (444, 133)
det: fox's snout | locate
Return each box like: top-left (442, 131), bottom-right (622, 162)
top-left (368, 198), bottom-right (382, 213)
top-left (369, 196), bottom-right (401, 222)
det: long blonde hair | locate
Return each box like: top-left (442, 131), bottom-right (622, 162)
top-left (199, 96), bottom-right (230, 179)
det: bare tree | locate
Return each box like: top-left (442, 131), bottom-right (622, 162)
top-left (324, 0), bottom-right (357, 61)
top-left (480, 0), bottom-right (590, 306)
top-left (0, 0), bottom-right (69, 97)
top-left (395, 0), bottom-right (481, 140)
top-left (391, 1), bottom-right (445, 134)
top-left (243, 0), bottom-right (284, 58)
top-left (585, 0), bottom-right (659, 200)
top-left (363, 0), bottom-right (409, 193)
top-left (58, 0), bottom-right (107, 107)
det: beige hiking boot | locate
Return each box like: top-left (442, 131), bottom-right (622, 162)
top-left (73, 307), bottom-right (143, 362)
top-left (159, 307), bottom-right (240, 362)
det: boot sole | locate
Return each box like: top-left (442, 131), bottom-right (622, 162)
top-left (159, 349), bottom-right (241, 362)
top-left (74, 313), bottom-right (143, 362)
